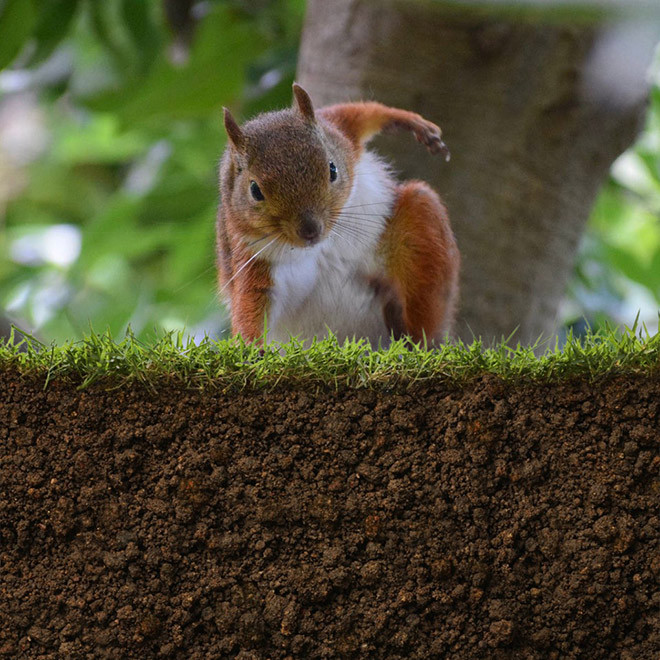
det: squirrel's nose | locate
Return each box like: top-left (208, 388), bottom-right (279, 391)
top-left (298, 214), bottom-right (322, 244)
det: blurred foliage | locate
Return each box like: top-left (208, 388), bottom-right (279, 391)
top-left (566, 76), bottom-right (660, 334)
top-left (0, 0), bottom-right (304, 342)
top-left (0, 0), bottom-right (658, 343)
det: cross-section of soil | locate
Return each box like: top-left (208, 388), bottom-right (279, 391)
top-left (0, 372), bottom-right (658, 659)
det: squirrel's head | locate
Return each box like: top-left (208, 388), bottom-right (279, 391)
top-left (220, 84), bottom-right (355, 250)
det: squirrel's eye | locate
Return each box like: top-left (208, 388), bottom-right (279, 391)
top-left (250, 180), bottom-right (265, 201)
top-left (329, 161), bottom-right (337, 182)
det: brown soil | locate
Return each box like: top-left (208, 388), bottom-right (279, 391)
top-left (0, 372), bottom-right (658, 659)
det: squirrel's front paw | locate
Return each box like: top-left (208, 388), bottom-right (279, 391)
top-left (414, 120), bottom-right (451, 161)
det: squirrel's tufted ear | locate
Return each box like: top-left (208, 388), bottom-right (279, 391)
top-left (223, 108), bottom-right (246, 152)
top-left (292, 83), bottom-right (315, 122)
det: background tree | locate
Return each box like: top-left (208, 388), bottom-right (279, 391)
top-left (297, 0), bottom-right (659, 344)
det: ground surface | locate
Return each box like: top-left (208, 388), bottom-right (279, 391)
top-left (0, 371), bottom-right (658, 659)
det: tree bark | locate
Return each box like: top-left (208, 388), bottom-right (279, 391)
top-left (297, 0), bottom-right (655, 344)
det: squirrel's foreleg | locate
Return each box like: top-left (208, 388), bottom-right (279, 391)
top-left (377, 181), bottom-right (460, 343)
top-left (223, 252), bottom-right (272, 343)
top-left (319, 102), bottom-right (449, 158)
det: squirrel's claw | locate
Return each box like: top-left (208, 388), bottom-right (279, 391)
top-left (423, 134), bottom-right (451, 161)
top-left (414, 120), bottom-right (451, 162)
top-left (434, 138), bottom-right (451, 162)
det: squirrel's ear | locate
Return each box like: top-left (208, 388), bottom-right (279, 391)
top-left (292, 83), bottom-right (315, 122)
top-left (223, 108), bottom-right (246, 152)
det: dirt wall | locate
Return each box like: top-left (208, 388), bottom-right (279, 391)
top-left (0, 372), bottom-right (658, 658)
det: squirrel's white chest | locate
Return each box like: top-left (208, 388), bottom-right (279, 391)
top-left (266, 151), bottom-right (396, 345)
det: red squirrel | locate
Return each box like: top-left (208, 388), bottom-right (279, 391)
top-left (216, 84), bottom-right (459, 346)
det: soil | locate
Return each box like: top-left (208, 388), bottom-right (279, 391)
top-left (0, 371), bottom-right (658, 659)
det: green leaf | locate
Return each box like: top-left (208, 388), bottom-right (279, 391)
top-left (647, 252), bottom-right (660, 300)
top-left (66, 276), bottom-right (145, 337)
top-left (164, 209), bottom-right (216, 287)
top-left (603, 245), bottom-right (651, 288)
top-left (53, 113), bottom-right (150, 164)
top-left (589, 185), bottom-right (628, 231)
top-left (0, 0), bottom-right (37, 70)
top-left (86, 5), bottom-right (261, 124)
top-left (29, 0), bottom-right (80, 65)
top-left (140, 170), bottom-right (216, 222)
top-left (651, 86), bottom-right (660, 112)
top-left (5, 162), bottom-right (107, 226)
top-left (88, 0), bottom-right (137, 74)
top-left (76, 197), bottom-right (167, 268)
top-left (121, 0), bottom-right (161, 74)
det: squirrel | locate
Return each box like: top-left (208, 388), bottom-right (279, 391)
top-left (216, 83), bottom-right (459, 346)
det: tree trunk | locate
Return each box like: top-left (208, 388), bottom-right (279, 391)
top-left (297, 0), bottom-right (655, 344)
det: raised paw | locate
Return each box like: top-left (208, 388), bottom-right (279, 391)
top-left (413, 119), bottom-right (451, 161)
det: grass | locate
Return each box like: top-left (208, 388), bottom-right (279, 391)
top-left (1, 323), bottom-right (659, 390)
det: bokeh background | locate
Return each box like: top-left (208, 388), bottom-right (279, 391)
top-left (0, 0), bottom-right (659, 344)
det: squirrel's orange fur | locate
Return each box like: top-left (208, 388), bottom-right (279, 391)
top-left (217, 84), bottom-right (459, 344)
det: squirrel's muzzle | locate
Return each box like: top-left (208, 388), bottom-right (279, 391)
top-left (298, 213), bottom-right (322, 245)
